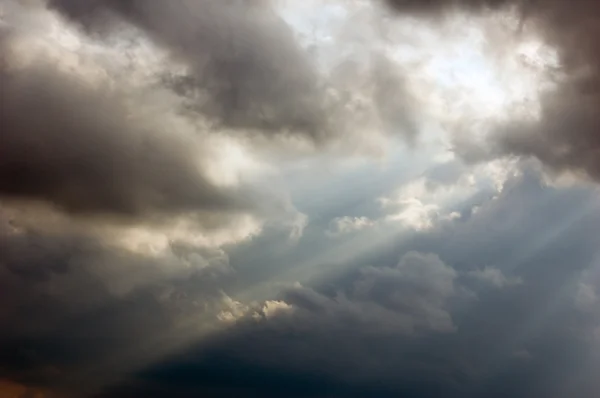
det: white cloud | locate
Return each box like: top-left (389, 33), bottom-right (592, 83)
top-left (326, 216), bottom-right (375, 237)
top-left (216, 296), bottom-right (294, 324)
top-left (378, 158), bottom-right (522, 231)
top-left (379, 172), bottom-right (473, 231)
top-left (217, 294), bottom-right (251, 324)
top-left (260, 300), bottom-right (295, 319)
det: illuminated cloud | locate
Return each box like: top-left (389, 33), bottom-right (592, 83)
top-left (4, 0), bottom-right (600, 397)
top-left (326, 216), bottom-right (375, 237)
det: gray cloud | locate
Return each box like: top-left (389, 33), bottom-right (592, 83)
top-left (0, 210), bottom-right (236, 396)
top-left (371, 55), bottom-right (420, 143)
top-left (0, 33), bottom-right (250, 220)
top-left (132, 251), bottom-right (464, 395)
top-left (5, 2), bottom-right (600, 397)
top-left (0, 11), bottom-right (307, 233)
top-left (0, 211), bottom-right (231, 331)
top-left (383, 0), bottom-right (600, 184)
top-left (3, 164), bottom-right (600, 397)
top-left (0, 7), bottom-right (310, 393)
top-left (47, 0), bottom-right (331, 139)
top-left (351, 251), bottom-right (458, 332)
top-left (94, 172), bottom-right (600, 398)
top-left (495, 90), bottom-right (600, 181)
top-left (217, 251), bottom-right (460, 343)
top-left (43, 0), bottom-right (600, 183)
top-left (43, 0), bottom-right (424, 150)
top-left (467, 266), bottom-right (523, 288)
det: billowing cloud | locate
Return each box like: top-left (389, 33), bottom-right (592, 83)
top-left (267, 251), bottom-right (459, 335)
top-left (0, 208), bottom-right (247, 397)
top-left (42, 0), bottom-right (332, 141)
top-left (0, 19), bottom-right (283, 222)
top-left (1, 51), bottom-right (239, 218)
top-left (220, 252), bottom-right (460, 334)
top-left (43, 0), bottom-right (422, 153)
top-left (5, 0), bottom-right (600, 397)
top-left (383, 0), bottom-right (600, 185)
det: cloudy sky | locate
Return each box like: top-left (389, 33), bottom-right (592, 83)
top-left (2, 0), bottom-right (600, 397)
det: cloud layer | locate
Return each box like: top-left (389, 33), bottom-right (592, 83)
top-left (3, 0), bottom-right (600, 397)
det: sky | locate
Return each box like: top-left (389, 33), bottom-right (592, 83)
top-left (2, 0), bottom-right (600, 397)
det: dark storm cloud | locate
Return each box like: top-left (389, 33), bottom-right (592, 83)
top-left (0, 34), bottom-right (255, 219)
top-left (5, 2), bottom-right (600, 398)
top-left (0, 213), bottom-right (230, 333)
top-left (0, 212), bottom-right (235, 396)
top-left (0, 6), bottom-right (306, 394)
top-left (47, 0), bottom-right (331, 139)
top-left (278, 251), bottom-right (459, 334)
top-left (490, 0), bottom-right (600, 183)
top-left (495, 88), bottom-right (600, 181)
top-left (97, 253), bottom-right (466, 398)
top-left (95, 170), bottom-right (600, 398)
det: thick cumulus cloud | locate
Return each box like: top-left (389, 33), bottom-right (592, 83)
top-left (0, 49), bottom-right (241, 218)
top-left (45, 0), bottom-right (421, 149)
top-left (46, 0), bottom-right (331, 139)
top-left (0, 3), bottom-right (304, 394)
top-left (5, 1), bottom-right (600, 397)
top-left (383, 0), bottom-right (600, 183)
top-left (0, 3), bottom-right (299, 365)
top-left (36, 0), bottom-right (600, 183)
top-left (0, 18), bottom-right (276, 220)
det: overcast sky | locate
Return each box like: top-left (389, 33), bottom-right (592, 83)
top-left (2, 0), bottom-right (600, 397)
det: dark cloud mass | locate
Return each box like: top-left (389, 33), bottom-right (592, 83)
top-left (0, 33), bottom-right (251, 219)
top-left (4, 0), bottom-right (600, 397)
top-left (0, 211), bottom-right (234, 396)
top-left (48, 0), bottom-right (331, 138)
top-left (95, 171), bottom-right (600, 398)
